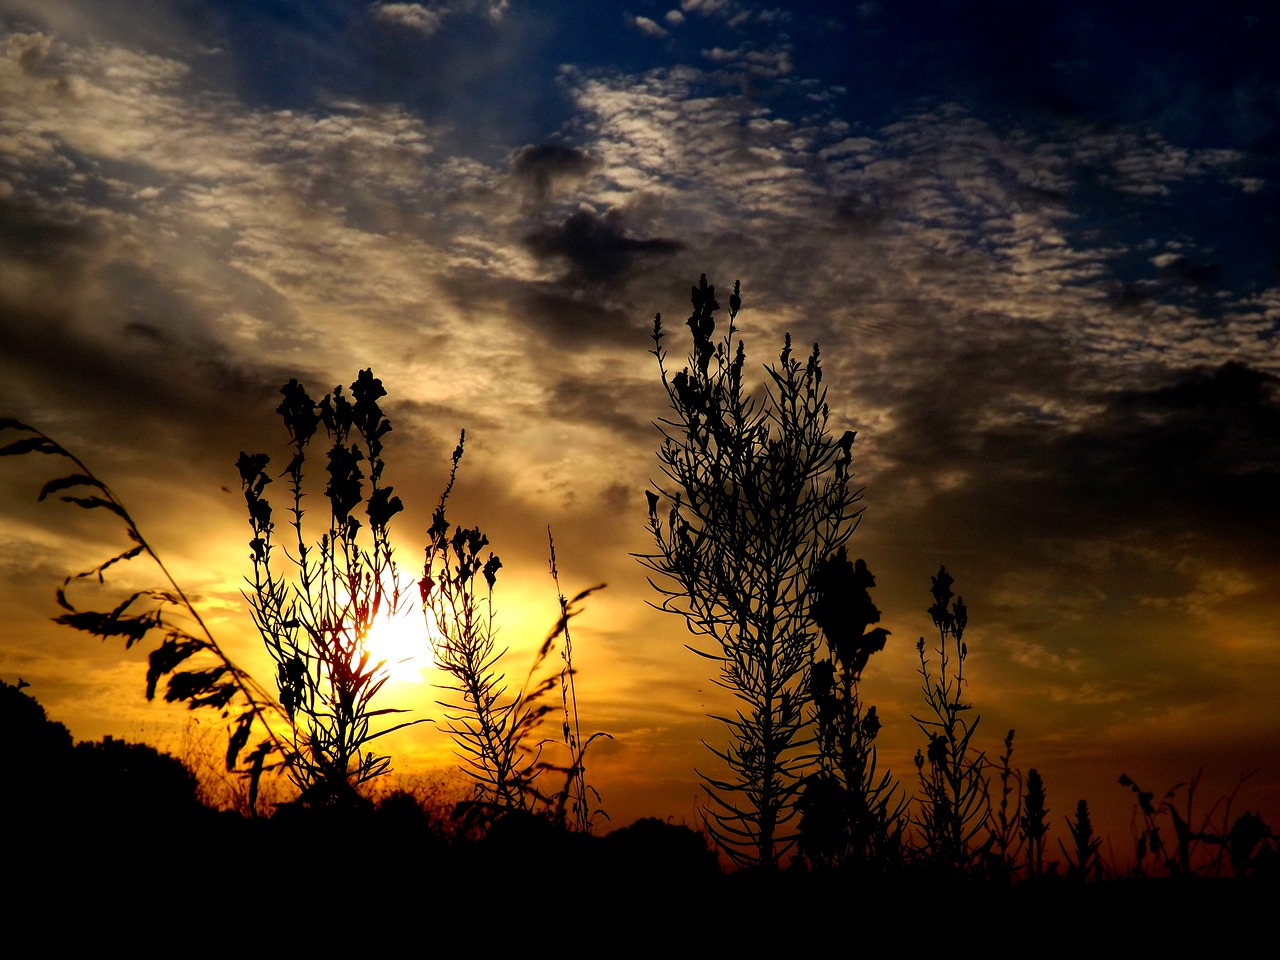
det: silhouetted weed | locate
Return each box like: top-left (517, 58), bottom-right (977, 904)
top-left (422, 434), bottom-right (608, 835)
top-left (1120, 768), bottom-right (1276, 878)
top-left (799, 551), bottom-right (904, 873)
top-left (1061, 798), bottom-right (1105, 882)
top-left (985, 728), bottom-right (1024, 883)
top-left (238, 370), bottom-right (428, 809)
top-left (1021, 767), bottom-right (1051, 880)
top-left (911, 566), bottom-right (992, 875)
top-left (640, 275), bottom-right (864, 870)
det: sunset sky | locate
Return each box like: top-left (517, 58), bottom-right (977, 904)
top-left (2, 0), bottom-right (1278, 855)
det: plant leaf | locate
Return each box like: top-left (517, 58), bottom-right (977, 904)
top-left (0, 436), bottom-right (64, 457)
top-left (38, 474), bottom-right (104, 501)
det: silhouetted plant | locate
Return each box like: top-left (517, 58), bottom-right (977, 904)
top-left (1021, 767), bottom-right (1050, 880)
top-left (1224, 809), bottom-right (1277, 879)
top-left (238, 370), bottom-right (427, 810)
top-left (547, 529), bottom-right (612, 832)
top-left (1120, 768), bottom-right (1271, 878)
top-left (797, 550), bottom-right (903, 871)
top-left (911, 566), bottom-right (991, 875)
top-left (640, 275), bottom-right (864, 870)
top-left (0, 420), bottom-right (288, 809)
top-left (421, 436), bottom-right (606, 833)
top-left (1060, 798), bottom-right (1104, 882)
top-left (985, 728), bottom-right (1024, 883)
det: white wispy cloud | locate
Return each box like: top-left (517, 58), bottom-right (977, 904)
top-left (631, 15), bottom-right (668, 39)
top-left (372, 3), bottom-right (447, 37)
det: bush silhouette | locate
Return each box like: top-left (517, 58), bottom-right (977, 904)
top-left (71, 735), bottom-right (204, 824)
top-left (4, 678), bottom-right (75, 825)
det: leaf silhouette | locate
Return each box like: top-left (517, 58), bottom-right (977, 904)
top-left (37, 473), bottom-right (105, 500)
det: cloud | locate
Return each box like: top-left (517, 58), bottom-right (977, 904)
top-left (1152, 253), bottom-right (1222, 288)
top-left (5, 31), bottom-right (55, 72)
top-left (699, 44), bottom-right (793, 78)
top-left (513, 285), bottom-right (643, 345)
top-left (701, 46), bottom-right (742, 62)
top-left (867, 353), bottom-right (1280, 614)
top-left (371, 3), bottom-right (447, 37)
top-left (631, 16), bottom-right (669, 39)
top-left (0, 24), bottom-right (516, 471)
top-left (522, 207), bottom-right (683, 283)
top-left (548, 369), bottom-right (653, 438)
top-left (680, 0), bottom-right (730, 14)
top-left (370, 0), bottom-right (509, 35)
top-left (509, 142), bottom-right (599, 204)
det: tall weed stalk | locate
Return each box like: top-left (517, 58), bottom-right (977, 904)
top-left (911, 565), bottom-right (991, 875)
top-left (798, 551), bottom-right (904, 871)
top-left (421, 435), bottom-right (606, 833)
top-left (985, 729), bottom-right (1024, 883)
top-left (547, 530), bottom-right (612, 832)
top-left (1060, 799), bottom-right (1104, 882)
top-left (640, 275), bottom-right (864, 870)
top-left (237, 370), bottom-right (428, 808)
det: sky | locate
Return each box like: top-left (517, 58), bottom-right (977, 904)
top-left (2, 0), bottom-right (1278, 859)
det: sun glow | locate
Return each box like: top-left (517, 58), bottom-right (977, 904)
top-left (360, 603), bottom-right (435, 685)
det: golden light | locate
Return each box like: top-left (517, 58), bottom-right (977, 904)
top-left (360, 602), bottom-right (435, 686)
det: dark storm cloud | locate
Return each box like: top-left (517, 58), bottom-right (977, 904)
top-left (0, 192), bottom-right (307, 469)
top-left (1048, 363), bottom-right (1278, 542)
top-left (1104, 362), bottom-right (1280, 517)
top-left (509, 142), bottom-right (598, 203)
top-left (523, 208), bottom-right (684, 283)
top-left (123, 320), bottom-right (166, 342)
top-left (830, 187), bottom-right (895, 234)
top-left (0, 290), bottom-right (289, 456)
top-left (433, 262), bottom-right (650, 349)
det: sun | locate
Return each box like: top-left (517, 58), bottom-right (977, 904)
top-left (360, 604), bottom-right (434, 685)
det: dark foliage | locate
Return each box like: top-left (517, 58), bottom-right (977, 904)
top-left (640, 275), bottom-right (863, 870)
